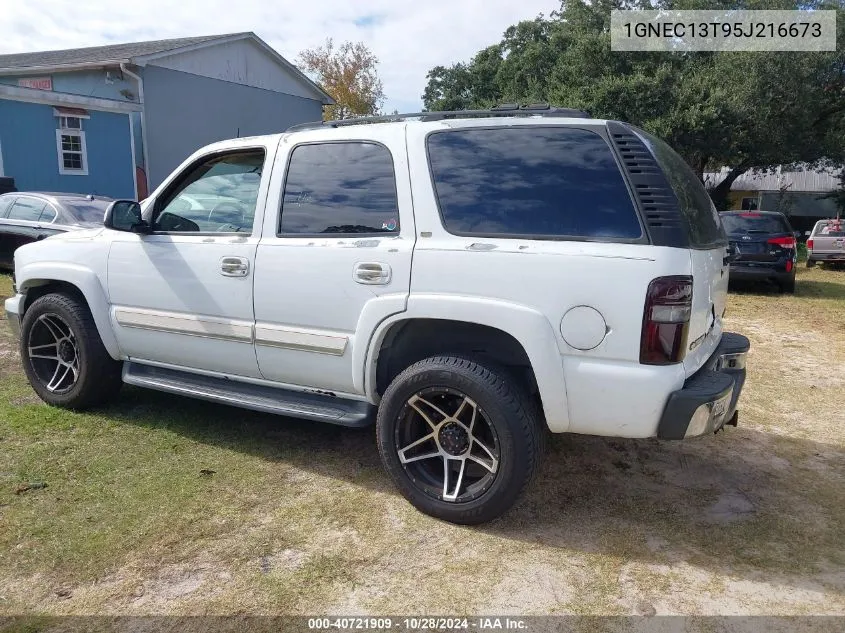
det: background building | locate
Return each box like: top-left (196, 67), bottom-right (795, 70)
top-left (705, 166), bottom-right (842, 233)
top-left (0, 33), bottom-right (332, 200)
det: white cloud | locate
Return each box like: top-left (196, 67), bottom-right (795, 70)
top-left (0, 0), bottom-right (559, 113)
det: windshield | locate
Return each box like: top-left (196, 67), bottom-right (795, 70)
top-left (815, 220), bottom-right (845, 237)
top-left (63, 201), bottom-right (110, 224)
top-left (721, 213), bottom-right (791, 234)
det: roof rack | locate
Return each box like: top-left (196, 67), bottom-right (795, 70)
top-left (286, 103), bottom-right (591, 132)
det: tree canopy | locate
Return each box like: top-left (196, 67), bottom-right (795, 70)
top-left (298, 39), bottom-right (385, 121)
top-left (422, 0), bottom-right (845, 207)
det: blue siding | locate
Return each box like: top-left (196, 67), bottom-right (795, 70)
top-left (143, 66), bottom-right (323, 188)
top-left (0, 69), bottom-right (139, 104)
top-left (0, 99), bottom-right (135, 198)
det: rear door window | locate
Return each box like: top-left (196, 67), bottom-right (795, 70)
top-left (0, 196), bottom-right (14, 218)
top-left (635, 129), bottom-right (725, 248)
top-left (280, 142), bottom-right (399, 235)
top-left (721, 213), bottom-right (791, 234)
top-left (426, 127), bottom-right (642, 240)
top-left (7, 197), bottom-right (46, 222)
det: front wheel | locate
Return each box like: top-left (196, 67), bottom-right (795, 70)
top-left (376, 356), bottom-right (544, 524)
top-left (20, 292), bottom-right (122, 409)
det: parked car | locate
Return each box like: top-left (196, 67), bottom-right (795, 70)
top-left (720, 210), bottom-right (798, 293)
top-left (0, 192), bottom-right (112, 270)
top-left (4, 106), bottom-right (749, 524)
top-left (806, 218), bottom-right (845, 267)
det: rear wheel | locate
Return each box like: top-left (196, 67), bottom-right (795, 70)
top-left (376, 355), bottom-right (544, 524)
top-left (780, 276), bottom-right (796, 294)
top-left (806, 259), bottom-right (816, 268)
top-left (20, 293), bottom-right (122, 409)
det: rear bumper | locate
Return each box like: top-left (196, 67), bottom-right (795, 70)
top-left (729, 263), bottom-right (792, 282)
top-left (657, 332), bottom-right (749, 440)
top-left (808, 252), bottom-right (845, 262)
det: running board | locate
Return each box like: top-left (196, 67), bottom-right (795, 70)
top-left (122, 362), bottom-right (375, 428)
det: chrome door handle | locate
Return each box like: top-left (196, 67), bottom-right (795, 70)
top-left (353, 262), bottom-right (391, 285)
top-left (220, 256), bottom-right (250, 277)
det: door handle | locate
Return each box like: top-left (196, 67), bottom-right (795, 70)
top-left (220, 256), bottom-right (250, 277)
top-left (353, 262), bottom-right (391, 285)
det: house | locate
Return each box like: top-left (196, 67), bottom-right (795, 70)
top-left (704, 166), bottom-right (841, 232)
top-left (0, 33), bottom-right (333, 200)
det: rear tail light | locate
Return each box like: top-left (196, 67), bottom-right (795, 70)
top-left (640, 276), bottom-right (693, 365)
top-left (767, 236), bottom-right (796, 248)
top-left (786, 260), bottom-right (793, 273)
top-left (807, 238), bottom-right (814, 250)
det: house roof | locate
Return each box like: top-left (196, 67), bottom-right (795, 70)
top-left (0, 32), bottom-right (334, 104)
top-left (0, 34), bottom-right (238, 70)
top-left (704, 167), bottom-right (841, 193)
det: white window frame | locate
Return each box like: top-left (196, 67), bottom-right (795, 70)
top-left (56, 128), bottom-right (88, 176)
top-left (54, 110), bottom-right (90, 176)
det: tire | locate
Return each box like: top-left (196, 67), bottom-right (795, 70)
top-left (780, 276), bottom-right (796, 294)
top-left (376, 355), bottom-right (544, 525)
top-left (19, 292), bottom-right (122, 409)
top-left (806, 259), bottom-right (816, 268)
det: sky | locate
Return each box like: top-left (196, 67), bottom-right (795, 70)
top-left (1, 0), bottom-right (561, 113)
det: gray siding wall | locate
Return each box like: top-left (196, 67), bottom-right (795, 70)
top-left (143, 66), bottom-right (323, 188)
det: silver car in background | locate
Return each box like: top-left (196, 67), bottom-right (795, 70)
top-left (0, 192), bottom-right (113, 270)
top-left (807, 219), bottom-right (845, 267)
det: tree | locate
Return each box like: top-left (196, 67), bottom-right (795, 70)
top-left (819, 171), bottom-right (845, 218)
top-left (422, 0), bottom-right (845, 208)
top-left (298, 39), bottom-right (385, 120)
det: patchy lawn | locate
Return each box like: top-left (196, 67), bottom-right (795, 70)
top-left (0, 268), bottom-right (843, 616)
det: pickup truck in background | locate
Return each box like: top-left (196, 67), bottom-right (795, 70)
top-left (807, 219), bottom-right (845, 267)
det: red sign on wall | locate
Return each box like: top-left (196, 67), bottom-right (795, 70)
top-left (18, 77), bottom-right (53, 91)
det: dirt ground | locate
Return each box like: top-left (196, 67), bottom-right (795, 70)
top-left (0, 267), bottom-right (843, 619)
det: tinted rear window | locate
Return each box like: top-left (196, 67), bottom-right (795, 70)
top-left (721, 213), bottom-right (791, 234)
top-left (636, 130), bottom-right (726, 248)
top-left (63, 201), bottom-right (111, 224)
top-left (426, 127), bottom-right (642, 240)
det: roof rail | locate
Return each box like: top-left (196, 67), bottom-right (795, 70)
top-left (286, 103), bottom-right (591, 132)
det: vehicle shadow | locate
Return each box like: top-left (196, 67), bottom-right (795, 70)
top-left (111, 387), bottom-right (845, 589)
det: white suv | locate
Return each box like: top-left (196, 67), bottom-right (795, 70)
top-left (4, 106), bottom-right (749, 524)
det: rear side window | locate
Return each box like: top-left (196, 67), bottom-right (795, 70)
top-left (721, 213), bottom-right (791, 234)
top-left (280, 142), bottom-right (399, 235)
top-left (426, 127), bottom-right (641, 240)
top-left (0, 196), bottom-right (13, 218)
top-left (7, 197), bottom-right (46, 222)
top-left (636, 130), bottom-right (726, 248)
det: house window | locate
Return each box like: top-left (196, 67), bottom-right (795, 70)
top-left (740, 196), bottom-right (759, 211)
top-left (54, 109), bottom-right (89, 176)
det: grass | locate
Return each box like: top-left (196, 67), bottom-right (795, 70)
top-left (0, 267), bottom-right (844, 616)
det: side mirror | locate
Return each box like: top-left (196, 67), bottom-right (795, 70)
top-left (794, 231), bottom-right (801, 239)
top-left (724, 242), bottom-right (739, 264)
top-left (805, 230), bottom-right (812, 236)
top-left (104, 200), bottom-right (149, 234)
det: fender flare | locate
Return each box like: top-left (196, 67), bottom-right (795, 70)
top-left (362, 294), bottom-right (571, 432)
top-left (16, 262), bottom-right (122, 360)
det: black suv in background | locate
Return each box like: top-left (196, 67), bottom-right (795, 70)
top-left (721, 210), bottom-right (798, 293)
